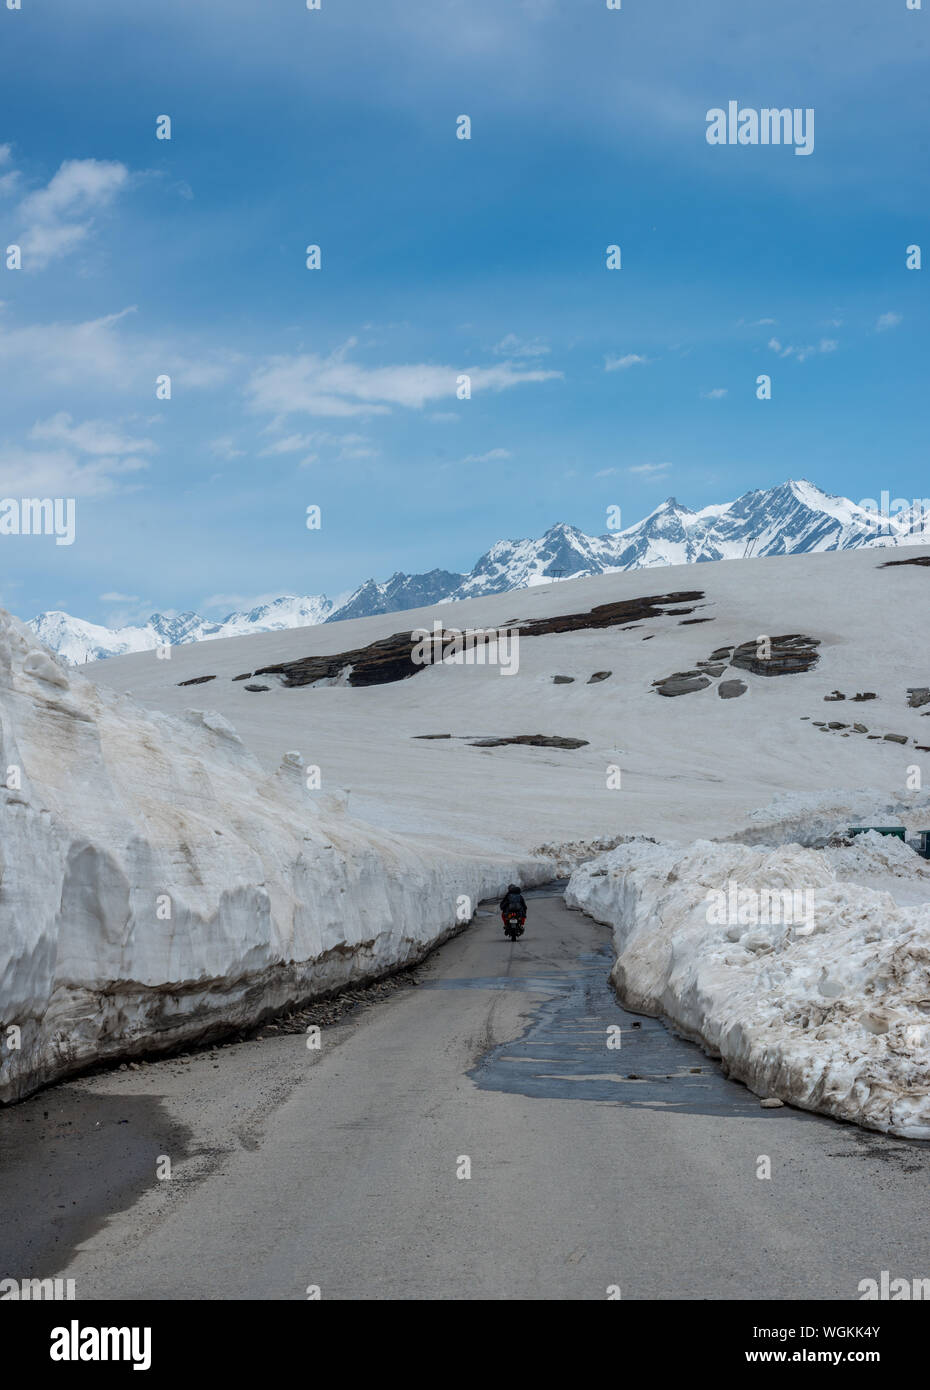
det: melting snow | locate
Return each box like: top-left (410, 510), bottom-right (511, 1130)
top-left (567, 817), bottom-right (930, 1137)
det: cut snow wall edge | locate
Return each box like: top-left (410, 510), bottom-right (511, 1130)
top-left (1, 846), bottom-right (554, 1105)
top-left (566, 825), bottom-right (930, 1139)
top-left (0, 603), bottom-right (557, 1102)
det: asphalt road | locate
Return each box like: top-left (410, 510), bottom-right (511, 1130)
top-left (4, 891), bottom-right (929, 1300)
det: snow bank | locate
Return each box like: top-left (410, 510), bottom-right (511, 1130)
top-left (567, 834), bottom-right (930, 1137)
top-left (722, 788), bottom-right (930, 850)
top-left (0, 609), bottom-right (547, 1102)
top-left (530, 835), bottom-right (651, 877)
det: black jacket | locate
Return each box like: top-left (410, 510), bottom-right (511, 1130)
top-left (501, 887), bottom-right (527, 916)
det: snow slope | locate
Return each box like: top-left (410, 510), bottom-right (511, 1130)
top-left (566, 829), bottom-right (930, 1138)
top-left (0, 608), bottom-right (546, 1103)
top-left (89, 545), bottom-right (930, 852)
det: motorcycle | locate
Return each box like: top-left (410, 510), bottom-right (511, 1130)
top-left (502, 909), bottom-right (525, 942)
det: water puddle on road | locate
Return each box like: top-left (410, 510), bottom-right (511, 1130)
top-left (427, 948), bottom-right (773, 1116)
top-left (0, 1086), bottom-right (194, 1276)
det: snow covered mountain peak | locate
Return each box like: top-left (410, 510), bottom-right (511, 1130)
top-left (26, 478), bottom-right (930, 663)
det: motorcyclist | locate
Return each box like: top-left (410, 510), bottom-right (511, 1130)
top-left (500, 883), bottom-right (527, 930)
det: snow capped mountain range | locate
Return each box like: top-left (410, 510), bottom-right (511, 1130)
top-left (29, 596), bottom-right (336, 667)
top-left (28, 480), bottom-right (930, 663)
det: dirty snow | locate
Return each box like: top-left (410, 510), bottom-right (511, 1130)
top-left (567, 828), bottom-right (930, 1137)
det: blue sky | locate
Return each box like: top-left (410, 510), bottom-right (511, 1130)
top-left (0, 0), bottom-right (927, 625)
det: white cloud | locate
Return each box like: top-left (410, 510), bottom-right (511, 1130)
top-left (209, 436), bottom-right (245, 460)
top-left (175, 358), bottom-right (234, 388)
top-left (700, 388), bottom-right (728, 400)
top-left (259, 434), bottom-right (316, 456)
top-left (97, 593), bottom-right (157, 627)
top-left (15, 158), bottom-right (130, 269)
top-left (0, 445), bottom-right (147, 497)
top-left (0, 413), bottom-right (153, 497)
top-left (0, 147), bottom-right (18, 198)
top-left (593, 467), bottom-right (618, 478)
top-left (0, 308), bottom-right (138, 386)
top-left (769, 336), bottom-right (838, 364)
top-left (628, 462), bottom-right (670, 475)
top-left (463, 448), bottom-right (512, 463)
top-left (29, 412), bottom-right (156, 456)
top-left (246, 345), bottom-right (561, 418)
top-left (0, 307), bottom-right (238, 392)
top-left (876, 312), bottom-right (902, 332)
top-left (200, 591), bottom-right (287, 614)
top-left (492, 333), bottom-right (550, 358)
top-left (260, 430), bottom-right (376, 461)
top-left (605, 354), bottom-right (648, 371)
top-left (337, 439), bottom-right (377, 459)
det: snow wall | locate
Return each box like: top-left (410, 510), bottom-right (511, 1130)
top-left (567, 830), bottom-right (930, 1138)
top-left (0, 609), bottom-right (548, 1102)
